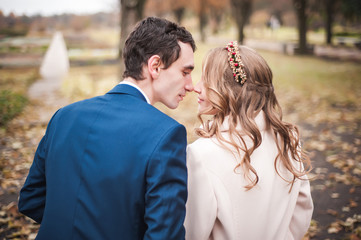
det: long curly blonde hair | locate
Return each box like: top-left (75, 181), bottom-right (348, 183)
top-left (196, 46), bottom-right (311, 191)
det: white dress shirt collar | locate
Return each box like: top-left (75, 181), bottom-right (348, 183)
top-left (119, 80), bottom-right (151, 104)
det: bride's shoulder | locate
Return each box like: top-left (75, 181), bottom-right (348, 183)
top-left (187, 137), bottom-right (232, 174)
top-left (188, 137), bottom-right (215, 148)
top-left (187, 137), bottom-right (223, 157)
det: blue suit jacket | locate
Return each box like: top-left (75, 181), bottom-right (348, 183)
top-left (18, 84), bottom-right (188, 239)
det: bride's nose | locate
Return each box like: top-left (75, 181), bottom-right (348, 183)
top-left (194, 81), bottom-right (201, 94)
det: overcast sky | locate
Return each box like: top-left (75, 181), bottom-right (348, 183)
top-left (0, 0), bottom-right (117, 16)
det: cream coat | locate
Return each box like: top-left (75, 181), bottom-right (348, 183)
top-left (185, 112), bottom-right (313, 240)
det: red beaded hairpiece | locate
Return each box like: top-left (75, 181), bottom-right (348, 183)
top-left (226, 41), bottom-right (247, 85)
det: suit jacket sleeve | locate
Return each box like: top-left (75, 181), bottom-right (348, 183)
top-left (185, 144), bottom-right (217, 240)
top-left (143, 124), bottom-right (188, 240)
top-left (18, 110), bottom-right (58, 223)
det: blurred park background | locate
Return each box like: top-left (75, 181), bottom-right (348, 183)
top-left (0, 0), bottom-right (361, 239)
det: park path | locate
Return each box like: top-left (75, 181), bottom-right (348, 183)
top-left (27, 31), bottom-right (70, 125)
top-left (27, 76), bottom-right (69, 124)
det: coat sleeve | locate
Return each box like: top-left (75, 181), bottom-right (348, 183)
top-left (288, 135), bottom-right (314, 239)
top-left (18, 110), bottom-right (58, 223)
top-left (143, 124), bottom-right (188, 240)
top-left (289, 177), bottom-right (314, 240)
top-left (185, 144), bottom-right (217, 240)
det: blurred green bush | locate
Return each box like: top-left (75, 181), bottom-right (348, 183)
top-left (0, 90), bottom-right (27, 127)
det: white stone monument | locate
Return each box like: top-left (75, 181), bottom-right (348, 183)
top-left (40, 31), bottom-right (69, 80)
top-left (28, 31), bottom-right (70, 123)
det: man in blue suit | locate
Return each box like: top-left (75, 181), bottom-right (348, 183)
top-left (18, 17), bottom-right (195, 239)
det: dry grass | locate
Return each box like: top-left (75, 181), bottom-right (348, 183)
top-left (0, 68), bottom-right (40, 94)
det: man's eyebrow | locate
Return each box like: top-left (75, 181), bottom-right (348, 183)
top-left (184, 65), bottom-right (194, 71)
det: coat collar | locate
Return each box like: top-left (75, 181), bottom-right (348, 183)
top-left (107, 84), bottom-right (147, 103)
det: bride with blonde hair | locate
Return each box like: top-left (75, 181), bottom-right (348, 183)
top-left (185, 42), bottom-right (313, 240)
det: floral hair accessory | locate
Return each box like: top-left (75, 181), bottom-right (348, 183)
top-left (226, 41), bottom-right (247, 85)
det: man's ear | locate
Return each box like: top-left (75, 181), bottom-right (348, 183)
top-left (148, 55), bottom-right (161, 79)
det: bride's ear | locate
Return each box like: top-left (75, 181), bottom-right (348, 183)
top-left (148, 55), bottom-right (162, 79)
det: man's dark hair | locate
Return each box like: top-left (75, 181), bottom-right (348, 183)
top-left (123, 17), bottom-right (196, 80)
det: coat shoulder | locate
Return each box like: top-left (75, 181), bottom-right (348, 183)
top-left (188, 137), bottom-right (222, 157)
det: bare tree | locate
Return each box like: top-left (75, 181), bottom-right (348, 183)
top-left (340, 0), bottom-right (361, 24)
top-left (209, 8), bottom-right (223, 34)
top-left (324, 0), bottom-right (336, 45)
top-left (208, 0), bottom-right (229, 34)
top-left (118, 0), bottom-right (146, 77)
top-left (170, 0), bottom-right (187, 24)
top-left (173, 7), bottom-right (186, 24)
top-left (230, 0), bottom-right (252, 44)
top-left (119, 0), bottom-right (146, 59)
top-left (159, 0), bottom-right (228, 42)
top-left (145, 0), bottom-right (187, 24)
top-left (199, 0), bottom-right (207, 42)
top-left (293, 0), bottom-right (308, 54)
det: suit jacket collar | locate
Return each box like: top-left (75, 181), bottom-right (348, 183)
top-left (107, 84), bottom-right (147, 103)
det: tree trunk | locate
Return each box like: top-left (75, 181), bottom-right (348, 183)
top-left (294, 0), bottom-right (308, 54)
top-left (210, 8), bottom-right (223, 34)
top-left (173, 7), bottom-right (185, 24)
top-left (118, 0), bottom-right (146, 78)
top-left (199, 0), bottom-right (207, 42)
top-left (230, 0), bottom-right (252, 44)
top-left (325, 0), bottom-right (335, 45)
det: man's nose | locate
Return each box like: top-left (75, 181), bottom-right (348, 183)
top-left (185, 76), bottom-right (194, 92)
